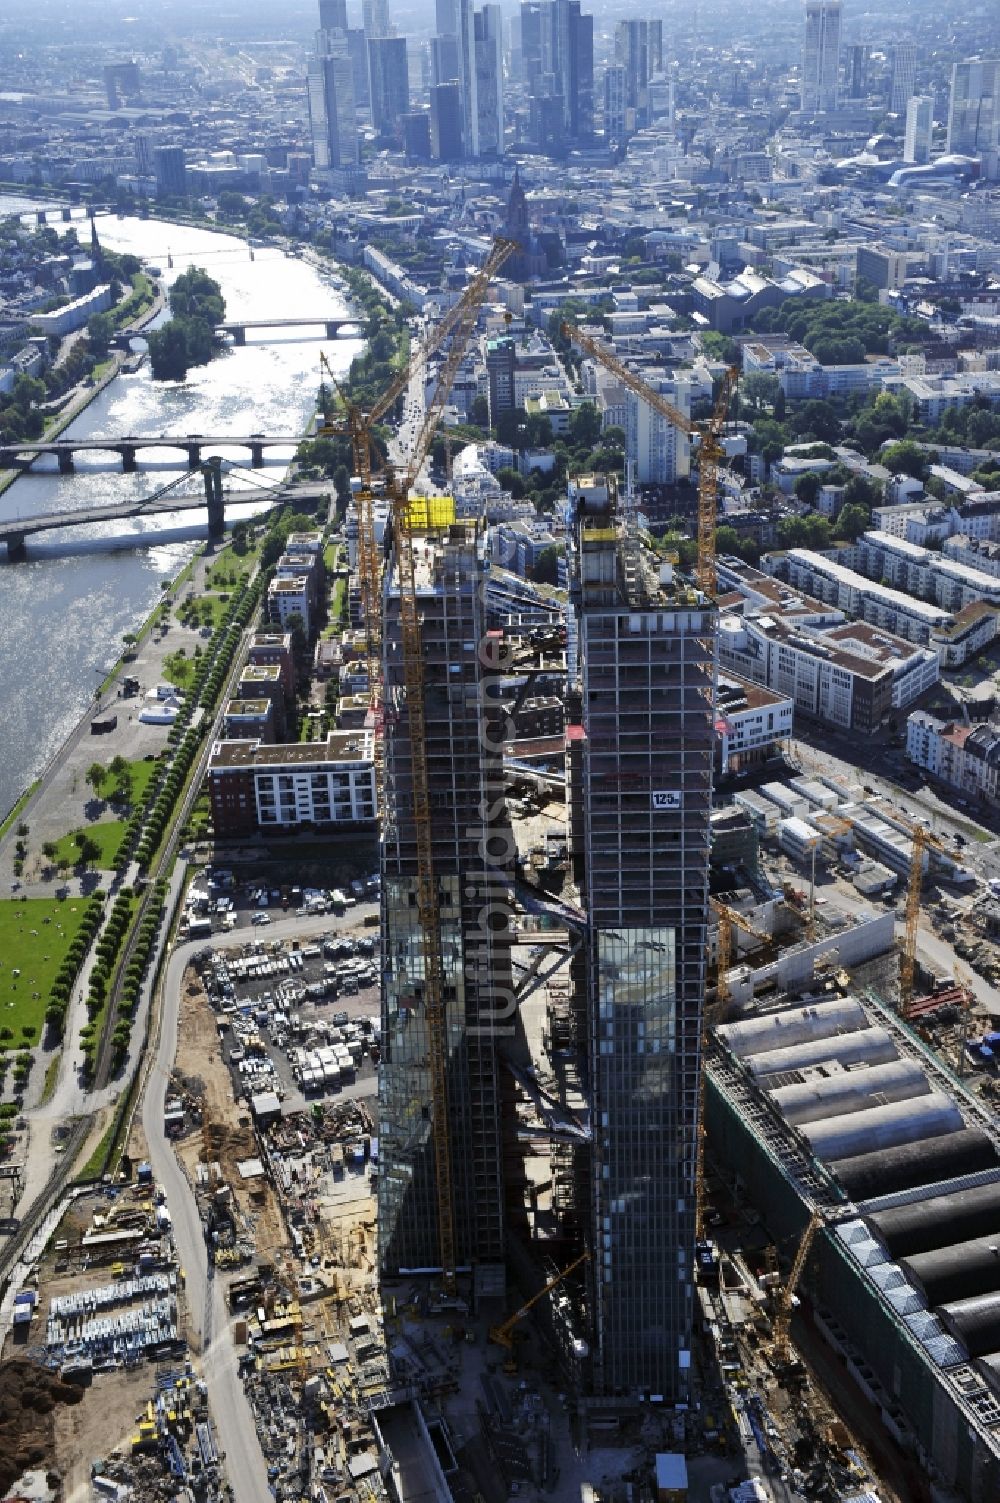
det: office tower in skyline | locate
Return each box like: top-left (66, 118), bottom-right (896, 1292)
top-left (626, 377), bottom-right (691, 485)
top-left (801, 0), bottom-right (841, 112)
top-left (318, 0), bottom-right (348, 30)
top-left (430, 80), bottom-right (464, 159)
top-left (153, 144), bottom-right (187, 198)
top-left (472, 3), bottom-right (504, 157)
top-left (904, 94), bottom-right (933, 163)
top-left (433, 0), bottom-right (474, 155)
top-left (402, 111), bottom-right (432, 159)
top-left (363, 0), bottom-right (390, 37)
top-left (846, 42), bottom-right (869, 99)
top-left (889, 41), bottom-right (918, 115)
top-left (367, 35), bottom-right (410, 137)
top-left (947, 57), bottom-right (1000, 155)
top-left (307, 39), bottom-right (358, 170)
top-left (377, 521), bottom-right (512, 1285)
top-left (615, 19), bottom-right (662, 126)
top-left (604, 62), bottom-right (627, 144)
top-left (431, 32), bottom-right (461, 88)
top-left (567, 502), bottom-right (717, 1399)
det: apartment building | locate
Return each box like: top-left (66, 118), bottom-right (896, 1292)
top-left (767, 548), bottom-right (952, 646)
top-left (907, 712), bottom-right (1000, 805)
top-left (378, 519), bottom-right (513, 1288)
top-left (207, 731), bottom-right (376, 836)
top-left (719, 612), bottom-right (939, 731)
top-left (853, 531), bottom-right (1000, 614)
top-left (929, 601), bottom-right (999, 668)
top-left (567, 508), bottom-right (717, 1400)
top-left (715, 673), bottom-right (794, 775)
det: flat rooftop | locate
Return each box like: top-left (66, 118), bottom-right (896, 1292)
top-left (210, 731), bottom-right (373, 769)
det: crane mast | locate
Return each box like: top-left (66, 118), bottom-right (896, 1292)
top-left (561, 322), bottom-right (737, 595)
top-left (385, 238), bottom-right (516, 1290)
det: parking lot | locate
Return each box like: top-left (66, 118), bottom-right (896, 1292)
top-left (196, 922), bottom-right (381, 1123)
top-left (180, 865), bottom-right (380, 943)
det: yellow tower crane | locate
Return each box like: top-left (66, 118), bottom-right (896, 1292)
top-left (561, 322), bottom-right (738, 595)
top-left (770, 1209), bottom-right (824, 1365)
top-left (377, 238), bottom-right (517, 1292)
top-left (317, 236), bottom-right (517, 801)
top-left (489, 1251), bottom-right (590, 1357)
top-left (894, 816), bottom-right (950, 1014)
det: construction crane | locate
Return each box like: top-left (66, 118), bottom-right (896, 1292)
top-left (894, 815), bottom-right (950, 1014)
top-left (376, 239), bottom-right (516, 1293)
top-left (695, 902), bottom-right (775, 1242)
top-left (561, 322), bottom-right (738, 595)
top-left (770, 1209), bottom-right (823, 1364)
top-left (317, 236), bottom-right (517, 798)
top-left (489, 1250), bottom-right (590, 1358)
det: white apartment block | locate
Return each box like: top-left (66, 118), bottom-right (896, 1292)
top-left (853, 530), bottom-right (1000, 613)
top-left (267, 576), bottom-right (313, 636)
top-left (769, 548), bottom-right (952, 646)
top-left (626, 377), bottom-right (691, 483)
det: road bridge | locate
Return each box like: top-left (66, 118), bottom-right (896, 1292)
top-left (0, 432), bottom-right (303, 475)
top-left (215, 315), bottom-right (367, 345)
top-left (0, 458), bottom-right (302, 559)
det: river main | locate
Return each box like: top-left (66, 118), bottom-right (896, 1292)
top-left (0, 207), bottom-right (362, 819)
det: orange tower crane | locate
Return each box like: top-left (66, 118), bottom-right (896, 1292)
top-left (561, 323), bottom-right (738, 596)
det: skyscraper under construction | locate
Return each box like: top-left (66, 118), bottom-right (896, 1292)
top-left (567, 497), bottom-right (717, 1399)
top-left (377, 517), bottom-right (514, 1287)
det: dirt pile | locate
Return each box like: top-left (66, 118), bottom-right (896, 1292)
top-left (0, 1358), bottom-right (84, 1494)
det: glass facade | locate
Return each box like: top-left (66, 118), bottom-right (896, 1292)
top-left (574, 524), bottom-right (716, 1400)
top-left (378, 525), bottom-right (512, 1278)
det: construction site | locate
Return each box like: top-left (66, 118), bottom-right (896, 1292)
top-left (6, 234), bottom-right (1000, 1503)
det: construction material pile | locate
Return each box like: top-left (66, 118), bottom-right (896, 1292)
top-left (0, 1357), bottom-right (84, 1494)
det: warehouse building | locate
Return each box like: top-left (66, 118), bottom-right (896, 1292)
top-left (706, 990), bottom-right (1000, 1501)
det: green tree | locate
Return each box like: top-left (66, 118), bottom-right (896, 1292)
top-left (569, 401), bottom-right (602, 448)
top-left (86, 311), bottom-right (114, 357)
top-left (881, 440), bottom-right (928, 480)
top-left (834, 502), bottom-right (872, 541)
top-left (85, 762), bottom-right (106, 796)
top-left (794, 472), bottom-right (822, 504)
top-left (148, 320), bottom-right (190, 381)
top-left (533, 546), bottom-right (562, 585)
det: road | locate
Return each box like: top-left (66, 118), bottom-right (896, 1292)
top-left (139, 905), bottom-right (377, 1502)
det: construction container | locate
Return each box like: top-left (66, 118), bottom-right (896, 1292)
top-left (769, 1059), bottom-right (931, 1126)
top-left (655, 1453), bottom-right (688, 1502)
top-left (800, 1093), bottom-right (964, 1163)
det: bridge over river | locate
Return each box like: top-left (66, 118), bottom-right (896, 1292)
top-left (0, 432), bottom-right (303, 474)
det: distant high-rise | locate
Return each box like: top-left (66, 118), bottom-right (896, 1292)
top-left (520, 0), bottom-right (544, 85)
top-left (524, 0), bottom-right (592, 151)
top-left (615, 19), bottom-right (661, 125)
top-left (904, 94), bottom-right (933, 164)
top-left (846, 42), bottom-right (869, 99)
top-left (889, 42), bottom-right (918, 115)
top-left (604, 63), bottom-right (627, 145)
top-left (347, 29), bottom-right (371, 108)
top-left (801, 0), bottom-right (841, 113)
top-left (472, 3), bottom-right (504, 157)
top-left (567, 502), bottom-right (717, 1400)
top-left (363, 0), bottom-right (390, 37)
top-left (308, 43), bottom-right (358, 170)
top-left (947, 57), bottom-right (1000, 156)
top-left (430, 81), bottom-right (464, 159)
top-left (402, 111), bottom-right (432, 160)
top-left (378, 520), bottom-right (512, 1285)
top-left (368, 35), bottom-right (410, 137)
top-left (627, 377), bottom-right (691, 484)
top-left (431, 33), bottom-right (461, 88)
top-left (153, 144), bottom-right (187, 198)
top-left (318, 0), bottom-right (348, 30)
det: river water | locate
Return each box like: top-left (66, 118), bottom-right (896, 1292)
top-left (0, 203), bottom-right (363, 818)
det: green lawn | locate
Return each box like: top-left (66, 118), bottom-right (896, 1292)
top-left (177, 594), bottom-right (231, 632)
top-left (50, 821), bottom-right (127, 871)
top-left (0, 899), bottom-right (92, 1046)
top-left (163, 649), bottom-right (198, 690)
top-left (122, 757), bottom-right (158, 806)
top-left (205, 536), bottom-right (261, 589)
